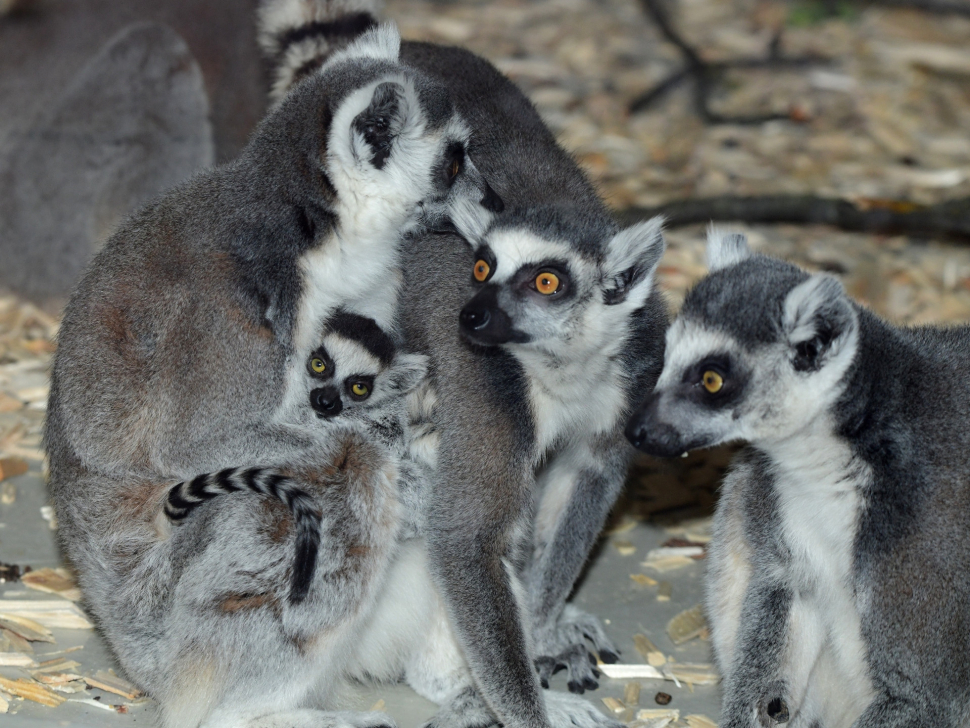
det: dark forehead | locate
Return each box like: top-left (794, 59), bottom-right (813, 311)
top-left (324, 310), bottom-right (396, 366)
top-left (681, 255), bottom-right (809, 345)
top-left (490, 206), bottom-right (616, 260)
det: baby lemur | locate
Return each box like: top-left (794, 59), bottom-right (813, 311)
top-left (627, 230), bottom-right (970, 728)
top-left (46, 24), bottom-right (496, 728)
top-left (257, 3), bottom-right (669, 726)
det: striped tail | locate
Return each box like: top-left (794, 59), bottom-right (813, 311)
top-left (257, 0), bottom-right (383, 103)
top-left (165, 467), bottom-right (322, 603)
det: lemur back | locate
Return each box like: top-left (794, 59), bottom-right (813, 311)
top-left (257, 4), bottom-right (667, 728)
top-left (46, 24), bottom-right (493, 728)
top-left (628, 230), bottom-right (970, 728)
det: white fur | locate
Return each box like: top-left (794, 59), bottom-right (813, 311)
top-left (257, 0), bottom-right (383, 54)
top-left (706, 226), bottom-right (752, 272)
top-left (321, 22), bottom-right (400, 70)
top-left (762, 423), bottom-right (876, 726)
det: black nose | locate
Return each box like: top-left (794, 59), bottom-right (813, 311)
top-left (460, 306), bottom-right (491, 331)
top-left (624, 419), bottom-right (648, 450)
top-left (310, 388), bottom-right (343, 418)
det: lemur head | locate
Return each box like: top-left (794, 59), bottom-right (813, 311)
top-left (305, 310), bottom-right (427, 422)
top-left (265, 22), bottom-right (501, 240)
top-left (625, 229), bottom-right (860, 457)
top-left (452, 205), bottom-right (665, 358)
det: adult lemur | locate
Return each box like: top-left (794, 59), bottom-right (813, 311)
top-left (258, 2), bottom-right (668, 727)
top-left (46, 25), bottom-right (497, 728)
top-left (627, 230), bottom-right (970, 728)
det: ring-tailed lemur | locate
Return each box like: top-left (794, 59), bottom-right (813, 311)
top-left (46, 25), bottom-right (497, 728)
top-left (626, 229), bottom-right (970, 728)
top-left (161, 310), bottom-right (428, 603)
top-left (256, 3), bottom-right (668, 727)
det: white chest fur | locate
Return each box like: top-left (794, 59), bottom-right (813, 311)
top-left (516, 347), bottom-right (628, 458)
top-left (765, 424), bottom-right (875, 723)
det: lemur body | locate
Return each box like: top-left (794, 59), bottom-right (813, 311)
top-left (258, 4), bottom-right (668, 726)
top-left (46, 26), bottom-right (495, 728)
top-left (626, 231), bottom-right (970, 728)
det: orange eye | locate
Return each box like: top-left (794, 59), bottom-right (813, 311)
top-left (450, 158), bottom-right (461, 179)
top-left (535, 272), bottom-right (560, 295)
top-left (702, 370), bottom-right (723, 393)
top-left (473, 259), bottom-right (490, 282)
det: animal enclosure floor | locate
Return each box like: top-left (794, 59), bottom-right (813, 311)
top-left (0, 460), bottom-right (721, 727)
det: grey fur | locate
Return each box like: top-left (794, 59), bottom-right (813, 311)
top-left (46, 25), bottom-right (492, 728)
top-left (627, 232), bottom-right (970, 727)
top-left (259, 4), bottom-right (668, 727)
top-left (0, 22), bottom-right (214, 304)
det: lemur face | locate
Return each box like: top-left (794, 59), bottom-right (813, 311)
top-left (307, 311), bottom-right (427, 422)
top-left (319, 25), bottom-right (502, 238)
top-left (625, 230), bottom-right (860, 456)
top-left (453, 207), bottom-right (665, 356)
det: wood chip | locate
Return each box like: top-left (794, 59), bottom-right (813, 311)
top-left (69, 696), bottom-right (120, 712)
top-left (369, 699), bottom-right (386, 712)
top-left (32, 658), bottom-right (81, 674)
top-left (1, 626), bottom-right (33, 652)
top-left (667, 604), bottom-right (707, 645)
top-left (623, 681), bottom-right (641, 705)
top-left (0, 651), bottom-right (37, 667)
top-left (633, 634), bottom-right (660, 659)
top-left (85, 670), bottom-right (143, 700)
top-left (0, 600), bottom-right (94, 629)
top-left (657, 581), bottom-right (672, 601)
top-left (686, 715), bottom-right (718, 728)
top-left (0, 614), bottom-right (55, 643)
top-left (601, 696), bottom-right (626, 714)
top-left (630, 574), bottom-right (658, 587)
top-left (21, 568), bottom-right (82, 601)
top-left (0, 692), bottom-right (7, 714)
top-left (614, 540), bottom-right (636, 556)
top-left (641, 555), bottom-right (695, 572)
top-left (35, 671), bottom-right (84, 684)
top-left (0, 676), bottom-right (66, 707)
top-left (0, 482), bottom-right (15, 504)
top-left (666, 664), bottom-right (720, 687)
top-left (633, 708), bottom-right (679, 728)
top-left (598, 664), bottom-right (664, 680)
top-left (0, 392), bottom-right (23, 413)
top-left (48, 680), bottom-right (87, 694)
top-left (0, 457), bottom-right (28, 482)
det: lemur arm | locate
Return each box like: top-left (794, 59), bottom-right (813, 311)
top-left (528, 433), bottom-right (630, 693)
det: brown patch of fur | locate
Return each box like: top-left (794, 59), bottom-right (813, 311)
top-left (118, 478), bottom-right (168, 526)
top-left (218, 592), bottom-right (279, 613)
top-left (257, 498), bottom-right (293, 544)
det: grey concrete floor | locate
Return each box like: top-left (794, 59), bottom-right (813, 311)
top-left (0, 460), bottom-right (722, 727)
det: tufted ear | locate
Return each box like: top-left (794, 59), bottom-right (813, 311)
top-left (782, 274), bottom-right (858, 372)
top-left (386, 353), bottom-right (429, 395)
top-left (324, 22), bottom-right (401, 68)
top-left (352, 81), bottom-right (407, 169)
top-left (706, 227), bottom-right (752, 271)
top-left (602, 216), bottom-right (666, 308)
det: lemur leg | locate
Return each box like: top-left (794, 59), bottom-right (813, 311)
top-left (851, 693), bottom-right (931, 728)
top-left (205, 708), bottom-right (396, 728)
top-left (530, 435), bottom-right (628, 693)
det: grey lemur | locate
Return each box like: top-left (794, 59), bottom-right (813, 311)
top-left (46, 24), bottom-right (498, 728)
top-left (162, 310), bottom-right (427, 603)
top-left (258, 3), bottom-right (669, 726)
top-left (626, 229), bottom-right (970, 728)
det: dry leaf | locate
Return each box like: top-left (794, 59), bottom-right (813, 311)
top-left (0, 457), bottom-right (28, 482)
top-left (667, 604), bottom-right (707, 645)
top-left (21, 567), bottom-right (82, 601)
top-left (84, 670), bottom-right (143, 700)
top-left (0, 676), bottom-right (66, 707)
top-left (686, 715), bottom-right (718, 728)
top-left (0, 599), bottom-right (94, 629)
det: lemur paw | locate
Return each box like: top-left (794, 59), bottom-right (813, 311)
top-left (534, 605), bottom-right (619, 693)
top-left (421, 687), bottom-right (499, 728)
top-left (543, 691), bottom-right (624, 728)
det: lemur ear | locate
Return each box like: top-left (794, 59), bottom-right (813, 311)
top-left (706, 227), bottom-right (752, 271)
top-left (782, 274), bottom-right (858, 372)
top-left (325, 22), bottom-right (401, 67)
top-left (353, 81), bottom-right (407, 169)
top-left (386, 353), bottom-right (429, 395)
top-left (602, 216), bottom-right (666, 307)
top-left (447, 192), bottom-right (495, 247)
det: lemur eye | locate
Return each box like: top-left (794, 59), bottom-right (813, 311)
top-left (310, 358), bottom-right (326, 373)
top-left (535, 272), bottom-right (560, 295)
top-left (351, 382), bottom-right (370, 398)
top-left (449, 158), bottom-right (461, 179)
top-left (702, 370), bottom-right (724, 393)
top-left (473, 260), bottom-right (491, 282)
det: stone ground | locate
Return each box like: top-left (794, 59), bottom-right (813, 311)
top-left (2, 0), bottom-right (970, 724)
